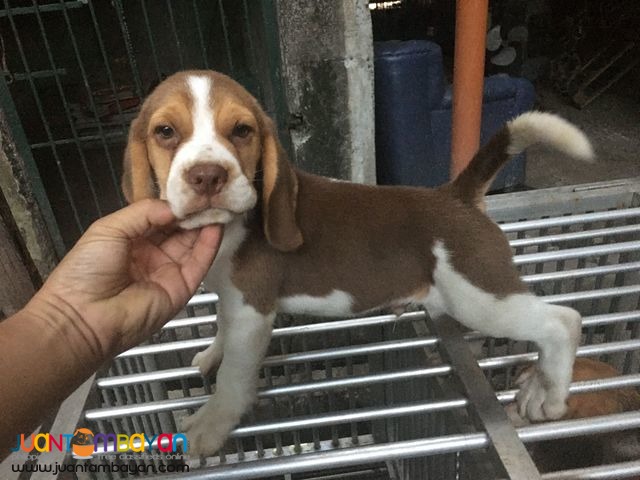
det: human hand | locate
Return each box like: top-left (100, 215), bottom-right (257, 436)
top-left (24, 199), bottom-right (222, 359)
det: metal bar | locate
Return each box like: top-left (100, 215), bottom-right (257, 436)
top-left (242, 0), bottom-right (257, 74)
top-left (522, 261), bottom-right (640, 284)
top-left (541, 460), bottom-right (640, 480)
top-left (112, 0), bottom-right (144, 99)
top-left (572, 179), bottom-right (640, 192)
top-left (192, 0), bottom-right (209, 69)
top-left (271, 311), bottom-right (424, 336)
top-left (509, 223), bottom-right (640, 248)
top-left (217, 0), bottom-right (235, 76)
top-left (118, 334), bottom-right (440, 359)
top-left (513, 240), bottom-right (640, 265)
top-left (163, 315), bottom-right (217, 330)
top-left (542, 284), bottom-right (640, 304)
top-left (261, 337), bottom-right (439, 366)
top-left (519, 410), bottom-right (640, 443)
top-left (187, 293), bottom-right (219, 306)
top-left (479, 339), bottom-right (640, 370)
top-left (117, 337), bottom-right (213, 357)
top-left (497, 373), bottom-right (640, 403)
top-left (499, 207), bottom-right (640, 233)
top-left (577, 339), bottom-right (640, 357)
top-left (0, 1), bottom-right (84, 17)
top-left (581, 310), bottom-right (640, 328)
top-left (429, 316), bottom-right (541, 479)
top-left (30, 131), bottom-right (129, 149)
top-left (86, 393), bottom-right (208, 421)
top-left (139, 0), bottom-right (163, 82)
top-left (165, 0), bottom-right (185, 69)
top-left (161, 310), bottom-right (424, 333)
top-left (2, 68), bottom-right (67, 81)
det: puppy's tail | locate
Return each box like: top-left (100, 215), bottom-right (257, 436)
top-left (450, 111), bottom-right (594, 208)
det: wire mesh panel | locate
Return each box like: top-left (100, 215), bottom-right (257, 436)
top-left (60, 179), bottom-right (640, 479)
top-left (0, 0), bottom-right (280, 250)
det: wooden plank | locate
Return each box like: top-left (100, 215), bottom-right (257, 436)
top-left (0, 210), bottom-right (34, 317)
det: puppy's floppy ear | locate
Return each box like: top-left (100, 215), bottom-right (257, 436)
top-left (260, 117), bottom-right (303, 252)
top-left (121, 115), bottom-right (154, 203)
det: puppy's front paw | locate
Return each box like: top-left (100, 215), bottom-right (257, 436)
top-left (191, 346), bottom-right (222, 376)
top-left (515, 368), bottom-right (567, 422)
top-left (182, 402), bottom-right (237, 457)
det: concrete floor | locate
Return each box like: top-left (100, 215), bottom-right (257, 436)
top-left (525, 89), bottom-right (640, 188)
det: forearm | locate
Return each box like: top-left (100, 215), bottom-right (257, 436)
top-left (0, 296), bottom-right (106, 455)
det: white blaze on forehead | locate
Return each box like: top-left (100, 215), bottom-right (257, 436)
top-left (165, 74), bottom-right (257, 225)
top-left (181, 75), bottom-right (235, 163)
top-left (188, 75), bottom-right (216, 144)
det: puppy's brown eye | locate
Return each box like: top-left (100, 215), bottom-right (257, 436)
top-left (155, 125), bottom-right (175, 139)
top-left (232, 123), bottom-right (253, 139)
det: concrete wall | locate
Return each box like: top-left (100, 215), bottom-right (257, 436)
top-left (276, 0), bottom-right (376, 184)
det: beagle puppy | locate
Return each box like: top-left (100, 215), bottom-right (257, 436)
top-left (121, 70), bottom-right (593, 456)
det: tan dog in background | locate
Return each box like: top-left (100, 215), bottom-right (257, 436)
top-left (508, 358), bottom-right (640, 473)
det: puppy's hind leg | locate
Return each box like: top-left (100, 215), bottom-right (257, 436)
top-left (512, 303), bottom-right (581, 421)
top-left (426, 243), bottom-right (581, 421)
top-left (429, 289), bottom-right (580, 421)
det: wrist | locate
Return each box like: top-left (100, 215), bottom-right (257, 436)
top-left (21, 290), bottom-right (109, 368)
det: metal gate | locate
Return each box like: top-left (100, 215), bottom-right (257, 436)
top-left (0, 0), bottom-right (286, 253)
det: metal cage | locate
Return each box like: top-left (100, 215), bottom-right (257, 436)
top-left (29, 178), bottom-right (637, 479)
top-left (0, 0), bottom-right (284, 255)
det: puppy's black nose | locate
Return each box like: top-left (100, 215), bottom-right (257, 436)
top-left (186, 164), bottom-right (228, 196)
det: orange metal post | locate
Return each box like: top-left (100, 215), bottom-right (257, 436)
top-left (451, 0), bottom-right (489, 179)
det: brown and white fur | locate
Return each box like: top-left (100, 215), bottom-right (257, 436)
top-left (121, 70), bottom-right (594, 456)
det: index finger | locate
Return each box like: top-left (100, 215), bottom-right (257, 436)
top-left (89, 199), bottom-right (177, 240)
top-left (179, 225), bottom-right (224, 293)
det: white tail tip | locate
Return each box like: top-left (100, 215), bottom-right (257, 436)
top-left (507, 111), bottom-right (595, 162)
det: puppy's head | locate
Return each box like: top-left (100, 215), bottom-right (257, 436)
top-left (122, 70), bottom-right (302, 251)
